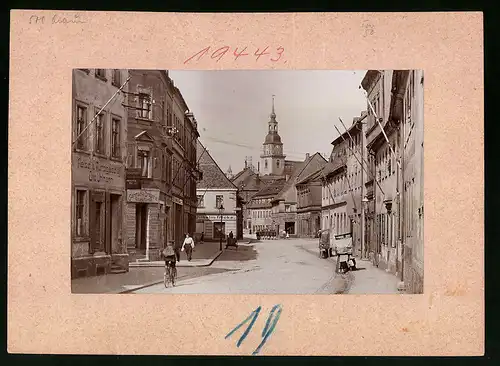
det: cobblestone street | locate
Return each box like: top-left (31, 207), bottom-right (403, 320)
top-left (130, 238), bottom-right (399, 294)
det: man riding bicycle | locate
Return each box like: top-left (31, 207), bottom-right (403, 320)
top-left (161, 242), bottom-right (177, 286)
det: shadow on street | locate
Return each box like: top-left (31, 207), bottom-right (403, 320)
top-left (217, 244), bottom-right (259, 262)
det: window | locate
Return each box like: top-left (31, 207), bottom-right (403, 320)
top-left (138, 92), bottom-right (152, 119)
top-left (112, 69), bottom-right (121, 86)
top-left (138, 149), bottom-right (151, 178)
top-left (95, 69), bottom-right (106, 79)
top-left (277, 160), bottom-right (280, 168)
top-left (285, 204), bottom-right (290, 212)
top-left (111, 118), bottom-right (120, 158)
top-left (76, 105), bottom-right (87, 150)
top-left (265, 159), bottom-right (268, 169)
top-left (216, 195), bottom-right (224, 209)
top-left (75, 190), bottom-right (87, 236)
top-left (197, 195), bottom-right (204, 208)
top-left (94, 112), bottom-right (105, 154)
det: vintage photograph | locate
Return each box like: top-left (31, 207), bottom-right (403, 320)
top-left (71, 69), bottom-right (424, 295)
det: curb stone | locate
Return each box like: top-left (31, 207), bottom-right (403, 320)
top-left (118, 251), bottom-right (224, 293)
top-left (129, 250), bottom-right (223, 268)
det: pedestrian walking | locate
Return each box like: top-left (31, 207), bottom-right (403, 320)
top-left (286, 231), bottom-right (289, 239)
top-left (200, 231), bottom-right (205, 244)
top-left (181, 233), bottom-right (195, 261)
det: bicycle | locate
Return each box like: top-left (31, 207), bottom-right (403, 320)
top-left (164, 261), bottom-right (177, 288)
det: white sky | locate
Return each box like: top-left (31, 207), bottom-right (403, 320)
top-left (169, 70), bottom-right (368, 174)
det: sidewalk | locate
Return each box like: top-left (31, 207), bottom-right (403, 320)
top-left (71, 265), bottom-right (230, 294)
top-left (129, 240), bottom-right (222, 268)
top-left (346, 259), bottom-right (401, 294)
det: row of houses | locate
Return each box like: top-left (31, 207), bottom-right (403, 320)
top-left (71, 69), bottom-right (201, 279)
top-left (231, 70), bottom-right (424, 294)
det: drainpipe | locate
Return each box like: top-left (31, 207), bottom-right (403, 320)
top-left (145, 205), bottom-right (150, 260)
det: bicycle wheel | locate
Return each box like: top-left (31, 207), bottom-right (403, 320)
top-left (170, 267), bottom-right (177, 287)
top-left (164, 267), bottom-right (170, 288)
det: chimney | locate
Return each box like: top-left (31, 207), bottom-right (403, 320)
top-left (257, 162), bottom-right (260, 173)
top-left (244, 158), bottom-right (247, 169)
top-left (305, 153), bottom-right (310, 160)
top-left (285, 174), bottom-right (290, 181)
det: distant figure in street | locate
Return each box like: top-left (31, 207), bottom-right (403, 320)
top-left (181, 233), bottom-right (195, 261)
top-left (200, 232), bottom-right (205, 244)
top-left (286, 231), bottom-right (290, 239)
top-left (229, 231), bottom-right (234, 239)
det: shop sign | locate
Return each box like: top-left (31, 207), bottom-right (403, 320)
top-left (75, 155), bottom-right (124, 185)
top-left (127, 189), bottom-right (160, 203)
top-left (172, 196), bottom-right (183, 206)
top-left (199, 214), bottom-right (236, 221)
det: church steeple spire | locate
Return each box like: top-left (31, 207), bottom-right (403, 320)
top-left (270, 94), bottom-right (276, 119)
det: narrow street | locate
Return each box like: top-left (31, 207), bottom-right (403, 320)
top-left (133, 238), bottom-right (350, 294)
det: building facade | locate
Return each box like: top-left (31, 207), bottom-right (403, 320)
top-left (124, 70), bottom-right (200, 261)
top-left (321, 161), bottom-right (349, 238)
top-left (247, 179), bottom-right (286, 233)
top-left (196, 141), bottom-right (239, 240)
top-left (400, 70), bottom-right (424, 294)
top-left (329, 117), bottom-right (366, 256)
top-left (296, 168), bottom-right (324, 237)
top-left (271, 153), bottom-right (326, 237)
top-left (361, 70), bottom-right (394, 266)
top-left (71, 68), bottom-right (129, 278)
top-left (360, 69), bottom-right (424, 294)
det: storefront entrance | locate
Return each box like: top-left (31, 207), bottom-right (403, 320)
top-left (285, 221), bottom-right (295, 235)
top-left (135, 203), bottom-right (148, 250)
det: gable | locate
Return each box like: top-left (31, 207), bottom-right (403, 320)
top-left (134, 130), bottom-right (155, 143)
top-left (197, 141), bottom-right (237, 190)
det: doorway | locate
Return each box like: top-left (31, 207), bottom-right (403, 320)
top-left (135, 203), bottom-right (147, 250)
top-left (95, 201), bottom-right (103, 251)
top-left (110, 194), bottom-right (121, 253)
top-left (285, 221), bottom-right (295, 235)
top-left (213, 222), bottom-right (226, 239)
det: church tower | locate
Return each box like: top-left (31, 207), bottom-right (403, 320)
top-left (260, 95), bottom-right (285, 176)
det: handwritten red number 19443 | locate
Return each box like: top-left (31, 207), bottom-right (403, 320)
top-left (184, 46), bottom-right (285, 64)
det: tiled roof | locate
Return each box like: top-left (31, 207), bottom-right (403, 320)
top-left (251, 178), bottom-right (286, 199)
top-left (272, 153), bottom-right (327, 201)
top-left (322, 159), bottom-right (346, 179)
top-left (197, 141), bottom-right (237, 190)
top-left (296, 167), bottom-right (325, 185)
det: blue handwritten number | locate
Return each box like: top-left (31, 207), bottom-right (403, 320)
top-left (253, 304), bottom-right (282, 355)
top-left (225, 304), bottom-right (282, 355)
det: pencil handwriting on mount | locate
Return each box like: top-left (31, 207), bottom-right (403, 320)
top-left (29, 14), bottom-right (86, 25)
top-left (225, 304), bottom-right (283, 355)
top-left (184, 46), bottom-right (286, 64)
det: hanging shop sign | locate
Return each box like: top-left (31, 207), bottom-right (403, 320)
top-left (172, 196), bottom-right (183, 206)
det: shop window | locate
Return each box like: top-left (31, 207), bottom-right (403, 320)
top-left (214, 222), bottom-right (226, 239)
